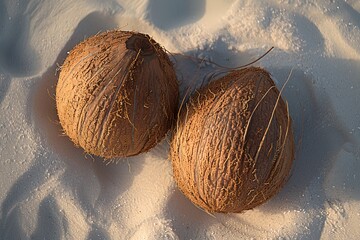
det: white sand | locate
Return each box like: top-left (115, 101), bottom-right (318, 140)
top-left (1, 0), bottom-right (360, 239)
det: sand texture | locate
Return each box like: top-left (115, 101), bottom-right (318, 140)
top-left (0, 0), bottom-right (360, 239)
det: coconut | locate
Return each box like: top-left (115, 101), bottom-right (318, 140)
top-left (56, 30), bottom-right (178, 158)
top-left (170, 67), bottom-right (294, 213)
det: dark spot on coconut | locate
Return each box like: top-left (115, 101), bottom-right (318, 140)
top-left (126, 34), bottom-right (155, 56)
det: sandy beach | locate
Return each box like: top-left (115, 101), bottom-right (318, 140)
top-left (1, 0), bottom-right (360, 239)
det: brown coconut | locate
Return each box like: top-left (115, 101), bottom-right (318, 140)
top-left (170, 67), bottom-right (294, 213)
top-left (56, 30), bottom-right (178, 158)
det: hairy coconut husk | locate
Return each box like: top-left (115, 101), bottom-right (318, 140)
top-left (56, 30), bottom-right (179, 158)
top-left (170, 67), bottom-right (294, 213)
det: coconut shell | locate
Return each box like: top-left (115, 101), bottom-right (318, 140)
top-left (56, 30), bottom-right (178, 158)
top-left (170, 67), bottom-right (294, 213)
